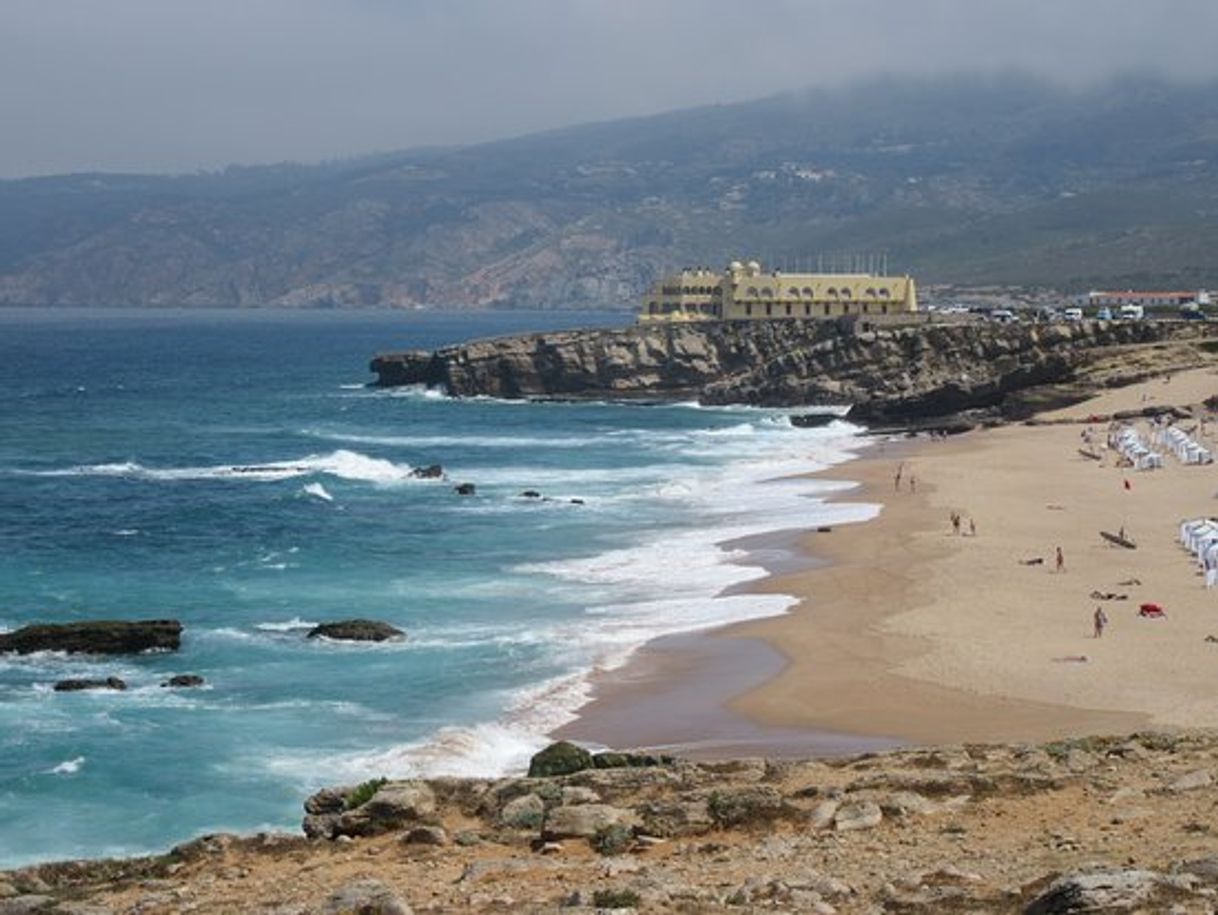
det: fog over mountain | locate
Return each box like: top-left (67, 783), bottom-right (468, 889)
top-left (2, 0), bottom-right (1218, 178)
top-left (2, 70), bottom-right (1217, 308)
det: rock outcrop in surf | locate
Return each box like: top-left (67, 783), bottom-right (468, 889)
top-left (371, 318), bottom-right (1218, 421)
top-left (306, 620), bottom-right (404, 642)
top-left (0, 620), bottom-right (183, 655)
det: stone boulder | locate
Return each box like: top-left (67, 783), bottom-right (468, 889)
top-left (306, 620), bottom-right (404, 642)
top-left (409, 464), bottom-right (444, 479)
top-left (1024, 869), bottom-right (1163, 913)
top-left (53, 677), bottom-right (127, 692)
top-left (0, 620), bottom-right (182, 655)
top-left (161, 674), bottom-right (204, 688)
top-left (528, 741), bottom-right (593, 778)
top-left (707, 786), bottom-right (790, 828)
top-left (834, 800), bottom-right (883, 832)
top-left (543, 804), bottom-right (639, 839)
top-left (323, 879), bottom-right (411, 915)
top-left (453, 483), bottom-right (476, 496)
top-left (334, 782), bottom-right (437, 838)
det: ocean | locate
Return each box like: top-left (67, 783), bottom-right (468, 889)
top-left (0, 307), bottom-right (876, 866)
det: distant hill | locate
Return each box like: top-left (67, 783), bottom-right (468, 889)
top-left (2, 73), bottom-right (1217, 308)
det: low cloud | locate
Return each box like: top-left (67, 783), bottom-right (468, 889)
top-left (2, 0), bottom-right (1216, 177)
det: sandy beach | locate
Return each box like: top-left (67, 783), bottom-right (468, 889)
top-left (565, 366), bottom-right (1218, 751)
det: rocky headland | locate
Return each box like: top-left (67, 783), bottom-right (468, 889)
top-left (7, 731), bottom-right (1218, 913)
top-left (371, 318), bottom-right (1218, 422)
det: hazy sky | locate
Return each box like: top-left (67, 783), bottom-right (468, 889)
top-left (2, 0), bottom-right (1217, 178)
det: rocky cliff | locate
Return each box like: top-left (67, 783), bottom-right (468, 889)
top-left (371, 319), bottom-right (1218, 421)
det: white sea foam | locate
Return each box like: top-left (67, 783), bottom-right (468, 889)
top-left (300, 482), bottom-right (334, 502)
top-left (48, 756), bottom-right (85, 775)
top-left (16, 449), bottom-right (420, 486)
top-left (254, 617), bottom-right (319, 633)
top-left (255, 423), bottom-right (879, 785)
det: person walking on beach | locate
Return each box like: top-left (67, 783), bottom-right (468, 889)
top-left (1093, 606), bottom-right (1108, 638)
top-left (968, 517), bottom-right (976, 537)
top-left (1055, 546), bottom-right (1065, 573)
top-left (894, 463), bottom-right (903, 492)
top-left (951, 511), bottom-right (961, 535)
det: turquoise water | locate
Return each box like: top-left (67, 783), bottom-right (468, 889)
top-left (0, 308), bottom-right (874, 865)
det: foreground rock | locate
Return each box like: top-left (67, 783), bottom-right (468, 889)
top-left (12, 731), bottom-right (1218, 914)
top-left (0, 620), bottom-right (182, 655)
top-left (371, 318), bottom-right (1218, 420)
top-left (305, 620), bottom-right (404, 642)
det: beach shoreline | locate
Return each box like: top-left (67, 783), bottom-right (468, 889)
top-left (562, 367), bottom-right (1218, 754)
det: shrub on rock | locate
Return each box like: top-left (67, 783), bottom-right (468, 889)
top-left (528, 741), bottom-right (593, 778)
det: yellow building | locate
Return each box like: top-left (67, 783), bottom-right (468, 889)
top-left (639, 260), bottom-right (917, 323)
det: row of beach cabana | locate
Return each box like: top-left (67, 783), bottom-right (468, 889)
top-left (1151, 423), bottom-right (1214, 465)
top-left (1179, 518), bottom-right (1218, 589)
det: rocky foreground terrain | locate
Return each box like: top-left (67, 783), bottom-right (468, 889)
top-left (7, 731), bottom-right (1218, 913)
top-left (371, 317), bottom-right (1218, 421)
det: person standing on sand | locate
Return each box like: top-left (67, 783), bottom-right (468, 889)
top-left (1094, 606), bottom-right (1108, 638)
top-left (951, 512), bottom-right (960, 535)
top-left (969, 518), bottom-right (976, 537)
top-left (894, 463), bottom-right (903, 492)
top-left (1055, 546), bottom-right (1065, 573)
top-left (909, 474), bottom-right (917, 494)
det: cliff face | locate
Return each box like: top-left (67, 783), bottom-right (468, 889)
top-left (371, 319), bottom-right (1218, 420)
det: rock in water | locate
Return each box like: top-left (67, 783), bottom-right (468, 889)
top-left (453, 482), bottom-right (476, 496)
top-left (409, 464), bottom-right (444, 479)
top-left (306, 620), bottom-right (405, 642)
top-left (54, 677), bottom-right (127, 692)
top-left (161, 674), bottom-right (205, 688)
top-left (0, 620), bottom-right (182, 655)
top-left (528, 741), bottom-right (594, 778)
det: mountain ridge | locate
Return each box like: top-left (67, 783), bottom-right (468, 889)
top-left (2, 72), bottom-right (1217, 308)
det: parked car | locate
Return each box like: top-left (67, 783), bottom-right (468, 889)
top-left (1096, 307), bottom-right (1113, 321)
top-left (1119, 304), bottom-right (1145, 320)
top-left (990, 308), bottom-right (1016, 323)
top-left (1063, 307), bottom-right (1084, 321)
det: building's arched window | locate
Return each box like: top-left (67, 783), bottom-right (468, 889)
top-left (802, 287), bottom-right (814, 297)
top-left (879, 288), bottom-right (890, 298)
top-left (649, 303), bottom-right (658, 314)
top-left (788, 287), bottom-right (801, 298)
top-left (827, 287), bottom-right (839, 297)
top-left (785, 304), bottom-right (792, 316)
top-left (747, 287), bottom-right (759, 298)
top-left (823, 303), bottom-right (831, 315)
top-left (862, 303), bottom-right (870, 314)
top-left (882, 304), bottom-right (889, 315)
top-left (840, 288), bottom-right (852, 298)
top-left (761, 287), bottom-right (773, 298)
top-left (804, 304), bottom-right (811, 316)
top-left (865, 288), bottom-right (877, 297)
top-left (765, 303), bottom-right (773, 316)
top-left (745, 304), bottom-right (753, 317)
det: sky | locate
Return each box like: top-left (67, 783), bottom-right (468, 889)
top-left (2, 0), bottom-right (1218, 179)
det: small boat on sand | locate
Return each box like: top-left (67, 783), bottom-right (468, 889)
top-left (1078, 448), bottom-right (1102, 461)
top-left (1100, 530), bottom-right (1137, 549)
